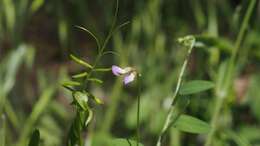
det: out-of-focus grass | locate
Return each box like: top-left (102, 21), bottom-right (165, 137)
top-left (0, 0), bottom-right (259, 146)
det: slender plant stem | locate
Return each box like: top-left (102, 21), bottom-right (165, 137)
top-left (136, 74), bottom-right (141, 146)
top-left (231, 0), bottom-right (256, 63)
top-left (204, 0), bottom-right (256, 145)
top-left (156, 36), bottom-right (195, 146)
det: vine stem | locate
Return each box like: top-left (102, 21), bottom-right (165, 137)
top-left (156, 36), bottom-right (195, 146)
top-left (204, 0), bottom-right (256, 145)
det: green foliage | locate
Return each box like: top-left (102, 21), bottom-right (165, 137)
top-left (28, 129), bottom-right (40, 146)
top-left (70, 54), bottom-right (93, 69)
top-left (73, 91), bottom-right (89, 111)
top-left (179, 80), bottom-right (215, 95)
top-left (173, 115), bottom-right (210, 134)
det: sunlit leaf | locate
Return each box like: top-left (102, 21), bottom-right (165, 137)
top-left (94, 68), bottom-right (111, 72)
top-left (88, 78), bottom-right (103, 84)
top-left (174, 114), bottom-right (210, 134)
top-left (62, 81), bottom-right (81, 86)
top-left (70, 54), bottom-right (93, 69)
top-left (179, 80), bottom-right (214, 95)
top-left (73, 92), bottom-right (89, 111)
top-left (72, 72), bottom-right (88, 79)
top-left (88, 93), bottom-right (104, 105)
top-left (85, 108), bottom-right (93, 126)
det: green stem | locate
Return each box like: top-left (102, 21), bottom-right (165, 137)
top-left (231, 0), bottom-right (256, 63)
top-left (156, 36), bottom-right (195, 146)
top-left (136, 75), bottom-right (141, 146)
top-left (204, 0), bottom-right (256, 145)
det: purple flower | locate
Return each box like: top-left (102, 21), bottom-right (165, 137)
top-left (112, 65), bottom-right (137, 85)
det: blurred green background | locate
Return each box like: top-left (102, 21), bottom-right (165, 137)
top-left (0, 0), bottom-right (260, 145)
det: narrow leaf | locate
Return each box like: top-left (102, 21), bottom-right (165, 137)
top-left (62, 81), bottom-right (81, 86)
top-left (94, 68), bottom-right (111, 72)
top-left (62, 85), bottom-right (74, 92)
top-left (85, 108), bottom-right (93, 126)
top-left (70, 54), bottom-right (93, 69)
top-left (72, 72), bottom-right (88, 78)
top-left (88, 93), bottom-right (104, 104)
top-left (88, 78), bottom-right (103, 84)
top-left (179, 80), bottom-right (214, 95)
top-left (174, 114), bottom-right (210, 134)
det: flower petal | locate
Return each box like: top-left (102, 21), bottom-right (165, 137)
top-left (112, 65), bottom-right (126, 76)
top-left (123, 72), bottom-right (136, 85)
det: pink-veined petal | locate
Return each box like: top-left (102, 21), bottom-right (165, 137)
top-left (123, 72), bottom-right (136, 85)
top-left (112, 65), bottom-right (126, 76)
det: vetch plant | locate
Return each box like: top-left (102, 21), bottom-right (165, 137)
top-left (156, 35), bottom-right (214, 146)
top-left (61, 0), bottom-right (131, 145)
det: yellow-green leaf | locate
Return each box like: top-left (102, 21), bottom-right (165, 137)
top-left (88, 78), bottom-right (103, 84)
top-left (73, 92), bottom-right (89, 111)
top-left (70, 54), bottom-right (93, 69)
top-left (72, 72), bottom-right (88, 78)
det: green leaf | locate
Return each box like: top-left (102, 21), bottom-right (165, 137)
top-left (85, 108), bottom-right (93, 126)
top-left (94, 68), bottom-right (112, 72)
top-left (62, 85), bottom-right (74, 92)
top-left (70, 54), bottom-right (93, 69)
top-left (88, 93), bottom-right (104, 105)
top-left (109, 138), bottom-right (144, 146)
top-left (195, 35), bottom-right (233, 53)
top-left (173, 114), bottom-right (210, 134)
top-left (28, 129), bottom-right (40, 146)
top-left (73, 92), bottom-right (89, 111)
top-left (62, 81), bottom-right (81, 86)
top-left (72, 72), bottom-right (88, 78)
top-left (88, 78), bottom-right (103, 84)
top-left (179, 80), bottom-right (215, 95)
